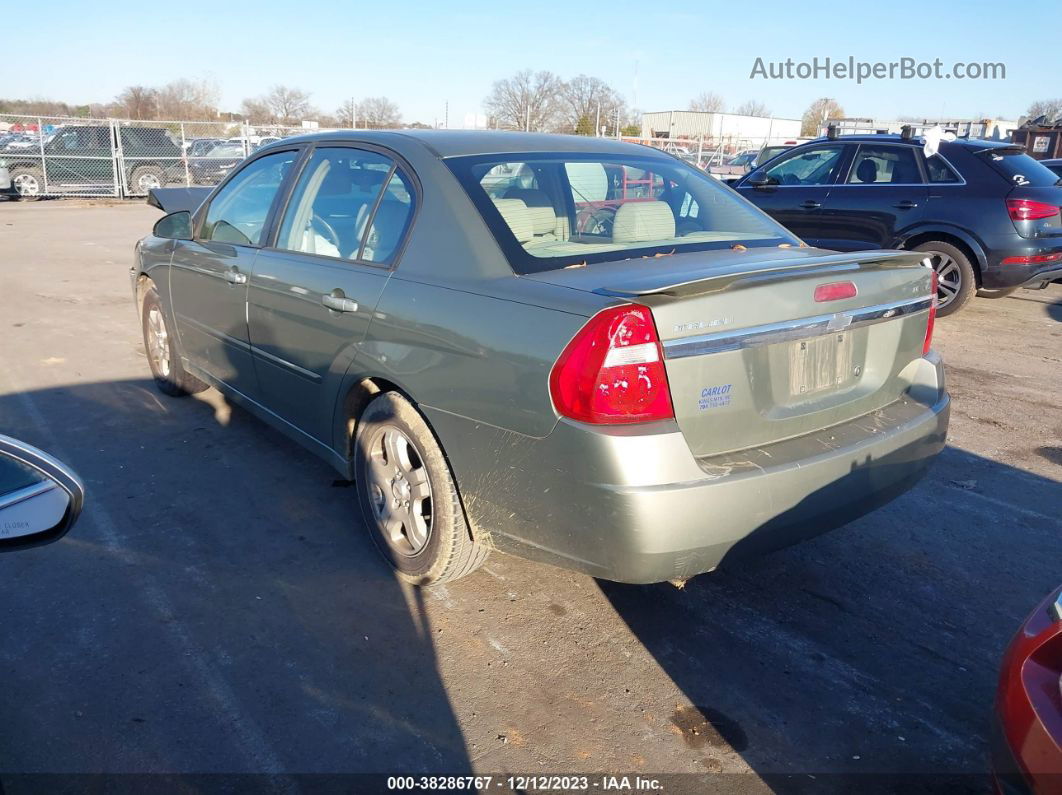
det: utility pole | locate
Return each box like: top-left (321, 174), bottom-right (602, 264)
top-left (350, 98), bottom-right (356, 129)
top-left (525, 105), bottom-right (531, 132)
top-left (444, 101), bottom-right (449, 129)
top-left (595, 103), bottom-right (600, 137)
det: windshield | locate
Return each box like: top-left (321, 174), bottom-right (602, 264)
top-left (448, 153), bottom-right (796, 274)
top-left (979, 148), bottom-right (1061, 187)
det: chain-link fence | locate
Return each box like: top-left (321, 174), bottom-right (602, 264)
top-left (0, 114), bottom-right (329, 198)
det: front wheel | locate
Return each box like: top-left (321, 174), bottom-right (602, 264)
top-left (129, 165), bottom-right (164, 195)
top-left (11, 167), bottom-right (44, 201)
top-left (910, 241), bottom-right (976, 317)
top-left (354, 392), bottom-right (488, 585)
top-left (141, 286), bottom-right (208, 396)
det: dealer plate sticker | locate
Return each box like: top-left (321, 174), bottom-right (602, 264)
top-left (699, 384), bottom-right (732, 410)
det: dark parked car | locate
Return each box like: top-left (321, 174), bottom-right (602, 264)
top-left (3, 124), bottom-right (182, 199)
top-left (1042, 158), bottom-right (1062, 179)
top-left (734, 134), bottom-right (1062, 315)
top-left (994, 586), bottom-right (1062, 794)
top-left (186, 141), bottom-right (246, 185)
top-left (134, 130), bottom-right (947, 586)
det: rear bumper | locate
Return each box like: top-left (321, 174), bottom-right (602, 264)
top-left (981, 242), bottom-right (1062, 288)
top-left (430, 355), bottom-right (949, 584)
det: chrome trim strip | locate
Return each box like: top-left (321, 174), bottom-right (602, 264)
top-left (662, 296), bottom-right (932, 359)
top-left (0, 480), bottom-right (56, 511)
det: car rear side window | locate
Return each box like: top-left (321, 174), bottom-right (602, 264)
top-left (275, 147), bottom-right (414, 265)
top-left (764, 146), bottom-right (844, 186)
top-left (847, 145), bottom-right (922, 184)
top-left (200, 150), bottom-right (297, 247)
top-left (925, 155), bottom-right (961, 183)
top-left (978, 148), bottom-right (1061, 187)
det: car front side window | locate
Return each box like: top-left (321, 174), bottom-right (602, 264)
top-left (764, 146), bottom-right (844, 186)
top-left (199, 150), bottom-right (298, 246)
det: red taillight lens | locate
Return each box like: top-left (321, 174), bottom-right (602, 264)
top-left (1000, 252), bottom-right (1062, 265)
top-left (1006, 198), bottom-right (1060, 222)
top-left (923, 270), bottom-right (938, 356)
top-left (814, 281), bottom-right (858, 302)
top-left (549, 304), bottom-right (674, 424)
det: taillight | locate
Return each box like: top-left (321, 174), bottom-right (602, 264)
top-left (923, 270), bottom-right (938, 356)
top-left (1006, 198), bottom-right (1059, 222)
top-left (549, 304), bottom-right (674, 424)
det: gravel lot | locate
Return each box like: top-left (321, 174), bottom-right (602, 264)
top-left (0, 201), bottom-right (1059, 791)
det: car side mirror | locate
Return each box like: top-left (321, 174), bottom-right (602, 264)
top-left (0, 434), bottom-right (84, 553)
top-left (153, 210), bottom-right (192, 241)
top-left (746, 170), bottom-right (777, 188)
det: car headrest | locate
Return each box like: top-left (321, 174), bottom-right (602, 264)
top-left (503, 188), bottom-right (556, 235)
top-left (612, 201), bottom-right (676, 244)
top-left (492, 198), bottom-right (533, 243)
top-left (856, 159), bottom-right (879, 184)
top-left (363, 200), bottom-right (410, 262)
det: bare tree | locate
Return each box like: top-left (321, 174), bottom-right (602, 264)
top-left (263, 85), bottom-right (314, 125)
top-left (484, 70), bottom-right (564, 131)
top-left (335, 98), bottom-right (356, 127)
top-left (156, 78), bottom-right (219, 119)
top-left (801, 97), bottom-right (844, 136)
top-left (1026, 98), bottom-right (1062, 123)
top-left (115, 86), bottom-right (158, 120)
top-left (357, 96), bottom-right (402, 129)
top-left (558, 75), bottom-right (626, 135)
top-left (689, 91), bottom-right (724, 114)
top-left (240, 97), bottom-right (272, 124)
top-left (734, 100), bottom-right (771, 117)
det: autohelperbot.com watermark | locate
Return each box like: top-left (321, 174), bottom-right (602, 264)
top-left (750, 56), bottom-right (1006, 83)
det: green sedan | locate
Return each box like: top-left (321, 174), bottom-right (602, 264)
top-left (132, 130), bottom-right (949, 585)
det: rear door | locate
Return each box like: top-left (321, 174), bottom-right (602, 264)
top-left (736, 144), bottom-right (848, 247)
top-left (247, 145), bottom-right (416, 443)
top-left (169, 148), bottom-right (300, 395)
top-left (817, 143), bottom-right (929, 250)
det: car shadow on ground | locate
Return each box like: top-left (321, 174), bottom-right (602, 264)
top-left (598, 444), bottom-right (1060, 793)
top-left (0, 378), bottom-right (471, 780)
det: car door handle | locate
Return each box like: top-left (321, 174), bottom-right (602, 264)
top-left (893, 200), bottom-right (919, 209)
top-left (224, 268), bottom-right (247, 285)
top-left (322, 294), bottom-right (359, 313)
top-left (799, 200), bottom-right (822, 209)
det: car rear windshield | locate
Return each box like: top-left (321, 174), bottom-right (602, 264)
top-left (447, 152), bottom-right (797, 274)
top-left (978, 147), bottom-right (1061, 188)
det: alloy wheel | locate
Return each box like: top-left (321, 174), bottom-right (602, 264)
top-left (922, 251), bottom-right (961, 309)
top-left (365, 426), bottom-right (433, 556)
top-left (146, 306), bottom-right (171, 377)
top-left (14, 173), bottom-right (40, 197)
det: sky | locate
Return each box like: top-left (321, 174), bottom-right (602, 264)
top-left (4, 0), bottom-right (1057, 126)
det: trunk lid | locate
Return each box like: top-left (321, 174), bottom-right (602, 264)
top-left (528, 247), bottom-right (933, 458)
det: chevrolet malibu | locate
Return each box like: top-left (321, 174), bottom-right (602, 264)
top-left (132, 130), bottom-right (950, 585)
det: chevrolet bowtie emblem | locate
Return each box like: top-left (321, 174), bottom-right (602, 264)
top-left (826, 314), bottom-right (853, 332)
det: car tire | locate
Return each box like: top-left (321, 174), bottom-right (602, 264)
top-left (10, 166), bottom-right (44, 201)
top-left (354, 391), bottom-right (488, 585)
top-left (910, 241), bottom-right (976, 317)
top-left (141, 286), bottom-right (208, 397)
top-left (976, 286), bottom-right (1019, 299)
top-left (129, 165), bottom-right (164, 195)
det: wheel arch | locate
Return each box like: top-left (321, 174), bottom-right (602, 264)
top-left (895, 226), bottom-right (987, 286)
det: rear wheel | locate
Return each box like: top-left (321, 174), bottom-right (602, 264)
top-left (11, 167), bottom-right (44, 201)
top-left (354, 391), bottom-right (488, 585)
top-left (976, 286), bottom-right (1019, 299)
top-left (141, 286), bottom-right (208, 396)
top-left (910, 241), bottom-right (976, 317)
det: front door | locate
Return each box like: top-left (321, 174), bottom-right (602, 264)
top-left (169, 148), bottom-right (300, 396)
top-left (737, 144), bottom-right (848, 247)
top-left (248, 145), bottom-right (416, 444)
top-left (817, 143), bottom-right (929, 251)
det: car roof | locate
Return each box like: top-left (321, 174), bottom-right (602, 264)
top-left (257, 129), bottom-right (671, 160)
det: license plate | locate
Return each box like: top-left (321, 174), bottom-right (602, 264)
top-left (788, 333), bottom-right (854, 397)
